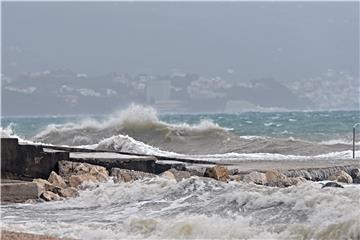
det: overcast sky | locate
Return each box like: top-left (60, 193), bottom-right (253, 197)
top-left (2, 2), bottom-right (359, 81)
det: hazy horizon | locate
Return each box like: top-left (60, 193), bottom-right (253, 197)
top-left (2, 2), bottom-right (359, 115)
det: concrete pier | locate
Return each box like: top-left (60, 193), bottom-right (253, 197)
top-left (69, 152), bottom-right (157, 173)
top-left (1, 137), bottom-right (359, 203)
top-left (1, 138), bottom-right (69, 180)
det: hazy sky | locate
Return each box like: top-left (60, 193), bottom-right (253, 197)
top-left (2, 2), bottom-right (359, 81)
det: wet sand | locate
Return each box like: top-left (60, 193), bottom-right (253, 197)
top-left (0, 231), bottom-right (70, 240)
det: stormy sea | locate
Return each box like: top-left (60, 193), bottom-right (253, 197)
top-left (1, 105), bottom-right (360, 239)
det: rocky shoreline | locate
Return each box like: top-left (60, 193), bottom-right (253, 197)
top-left (1, 137), bottom-right (360, 204)
top-left (23, 160), bottom-right (360, 203)
top-left (2, 138), bottom-right (360, 240)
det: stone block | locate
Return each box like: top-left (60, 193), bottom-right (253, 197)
top-left (1, 180), bottom-right (40, 203)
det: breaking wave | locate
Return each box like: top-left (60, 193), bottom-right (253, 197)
top-left (0, 124), bottom-right (34, 145)
top-left (0, 124), bottom-right (16, 138)
top-left (31, 104), bottom-right (354, 157)
top-left (32, 104), bottom-right (239, 154)
top-left (95, 134), bottom-right (360, 161)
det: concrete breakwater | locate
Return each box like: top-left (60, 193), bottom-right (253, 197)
top-left (1, 137), bottom-right (360, 203)
top-left (1, 138), bottom-right (68, 180)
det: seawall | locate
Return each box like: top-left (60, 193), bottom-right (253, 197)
top-left (1, 137), bottom-right (359, 203)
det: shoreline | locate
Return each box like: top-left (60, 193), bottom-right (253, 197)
top-left (1, 230), bottom-right (70, 240)
top-left (1, 137), bottom-right (360, 203)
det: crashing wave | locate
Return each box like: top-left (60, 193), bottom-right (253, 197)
top-left (0, 123), bottom-right (16, 138)
top-left (33, 104), bottom-right (237, 154)
top-left (95, 135), bottom-right (180, 157)
top-left (31, 104), bottom-right (354, 156)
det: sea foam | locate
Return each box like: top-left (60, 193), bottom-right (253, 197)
top-left (2, 178), bottom-right (359, 239)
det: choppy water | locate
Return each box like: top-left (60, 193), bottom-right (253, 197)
top-left (1, 105), bottom-right (360, 239)
top-left (1, 105), bottom-right (360, 160)
top-left (2, 178), bottom-right (360, 239)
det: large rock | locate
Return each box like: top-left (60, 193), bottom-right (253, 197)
top-left (33, 178), bottom-right (61, 194)
top-left (328, 170), bottom-right (353, 184)
top-left (34, 178), bottom-right (79, 199)
top-left (243, 171), bottom-right (267, 185)
top-left (350, 169), bottom-right (360, 184)
top-left (265, 171), bottom-right (291, 187)
top-left (321, 181), bottom-right (344, 188)
top-left (40, 191), bottom-right (61, 201)
top-left (48, 171), bottom-right (67, 188)
top-left (68, 174), bottom-right (98, 188)
top-left (58, 160), bottom-right (109, 182)
top-left (58, 187), bottom-right (79, 198)
top-left (167, 169), bottom-right (192, 182)
top-left (111, 168), bottom-right (155, 183)
top-left (160, 170), bottom-right (177, 181)
top-left (265, 171), bottom-right (305, 187)
top-left (204, 165), bottom-right (229, 182)
top-left (75, 162), bottom-right (108, 176)
top-left (58, 160), bottom-right (77, 178)
top-left (90, 170), bottom-right (108, 182)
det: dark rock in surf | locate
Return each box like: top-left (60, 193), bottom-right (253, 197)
top-left (349, 169), bottom-right (360, 184)
top-left (321, 182), bottom-right (344, 188)
top-left (228, 168), bottom-right (239, 175)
